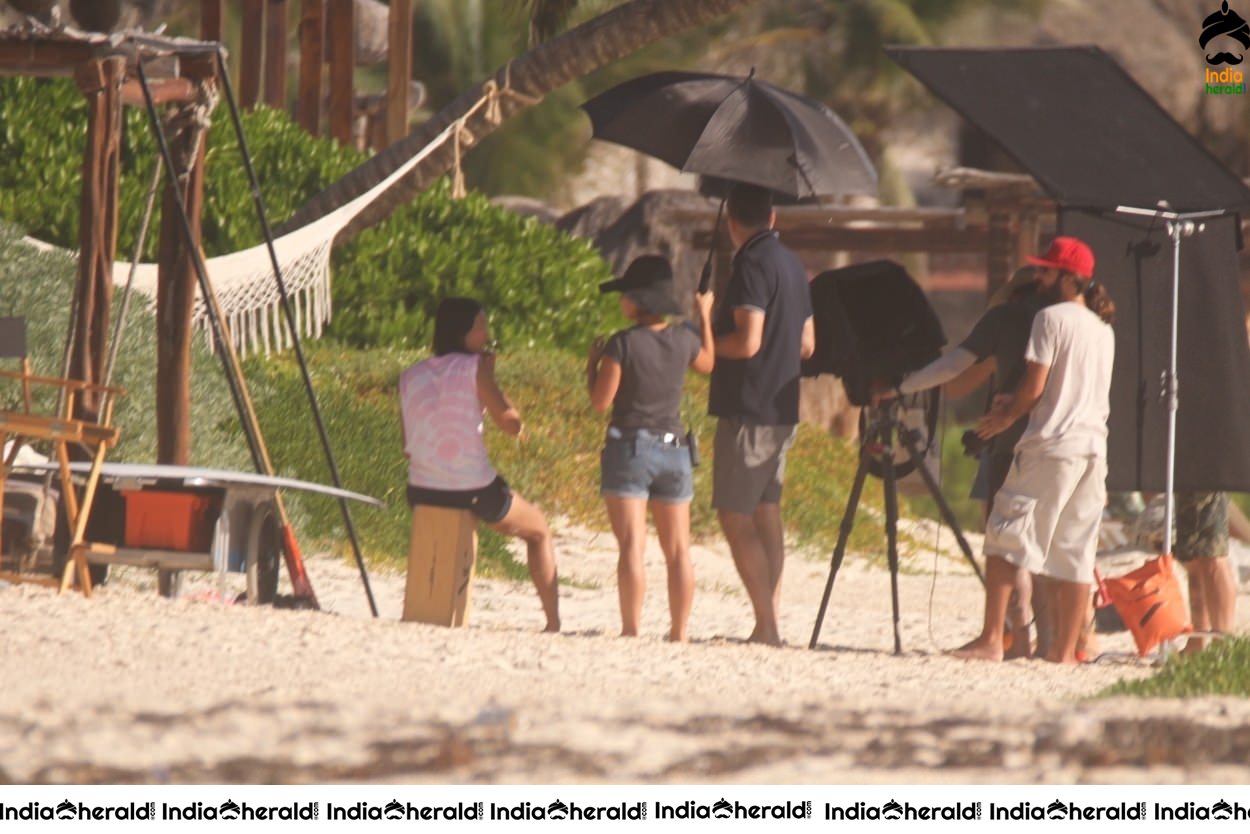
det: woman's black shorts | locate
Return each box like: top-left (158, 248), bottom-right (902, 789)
top-left (406, 476), bottom-right (513, 524)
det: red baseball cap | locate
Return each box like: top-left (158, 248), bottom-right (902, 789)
top-left (1027, 236), bottom-right (1095, 279)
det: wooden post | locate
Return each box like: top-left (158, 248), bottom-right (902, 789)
top-left (70, 56), bottom-right (126, 421)
top-left (201, 0), bottom-right (224, 41)
top-left (240, 0), bottom-right (265, 109)
top-left (986, 205), bottom-right (1013, 304)
top-left (155, 92), bottom-right (214, 465)
top-left (368, 109), bottom-right (387, 152)
top-left (385, 0), bottom-right (412, 148)
top-left (264, 0), bottom-right (289, 110)
top-left (1016, 207), bottom-right (1042, 269)
top-left (326, 0), bottom-right (354, 146)
top-left (403, 506), bottom-right (478, 626)
top-left (297, 0), bottom-right (324, 135)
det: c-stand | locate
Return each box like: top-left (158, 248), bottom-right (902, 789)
top-left (808, 398), bottom-right (986, 654)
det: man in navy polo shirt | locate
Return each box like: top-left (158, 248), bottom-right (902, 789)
top-left (710, 183), bottom-right (815, 646)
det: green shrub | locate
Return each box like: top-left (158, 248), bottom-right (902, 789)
top-left (0, 77), bottom-right (615, 355)
top-left (330, 180), bottom-right (617, 352)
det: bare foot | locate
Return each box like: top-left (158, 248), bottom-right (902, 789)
top-left (666, 630), bottom-right (687, 643)
top-left (747, 628), bottom-right (783, 647)
top-left (543, 620), bottom-right (560, 633)
top-left (947, 636), bottom-right (1004, 662)
top-left (1001, 623), bottom-right (1033, 660)
top-left (1041, 654), bottom-right (1079, 664)
top-left (1003, 635), bottom-right (1033, 660)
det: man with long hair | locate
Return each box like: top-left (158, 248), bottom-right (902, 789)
top-left (953, 237), bottom-right (1116, 664)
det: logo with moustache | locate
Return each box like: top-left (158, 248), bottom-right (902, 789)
top-left (1200, 1), bottom-right (1250, 65)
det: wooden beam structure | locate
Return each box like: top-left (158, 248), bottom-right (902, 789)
top-left (155, 114), bottom-right (210, 466)
top-left (683, 205), bottom-right (990, 256)
top-left (693, 226), bottom-right (992, 254)
top-left (0, 43), bottom-right (184, 78)
top-left (385, 0), bottom-right (412, 148)
top-left (119, 77), bottom-right (198, 108)
top-left (326, 0), bottom-right (354, 145)
top-left (264, 0), bottom-right (289, 109)
top-left (239, 0), bottom-right (265, 108)
top-left (0, 29), bottom-right (222, 464)
top-left (69, 56), bottom-right (126, 420)
top-left (297, 0), bottom-right (325, 135)
top-left (201, 0), bottom-right (224, 42)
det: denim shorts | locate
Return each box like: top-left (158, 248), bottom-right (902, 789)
top-left (600, 429), bottom-right (693, 503)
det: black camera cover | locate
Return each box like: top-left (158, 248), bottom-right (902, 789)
top-left (801, 260), bottom-right (946, 406)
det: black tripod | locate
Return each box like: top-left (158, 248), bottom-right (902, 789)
top-left (808, 399), bottom-right (986, 654)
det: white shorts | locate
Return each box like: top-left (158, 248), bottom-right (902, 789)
top-left (983, 449), bottom-right (1106, 583)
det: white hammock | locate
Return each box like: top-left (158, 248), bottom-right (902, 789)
top-left (21, 113), bottom-right (462, 357)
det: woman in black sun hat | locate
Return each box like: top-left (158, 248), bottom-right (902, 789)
top-left (587, 256), bottom-right (714, 642)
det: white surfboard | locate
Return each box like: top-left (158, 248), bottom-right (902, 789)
top-left (12, 461), bottom-right (385, 507)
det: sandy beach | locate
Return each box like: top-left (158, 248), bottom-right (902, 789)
top-left (1, 521), bottom-right (1248, 785)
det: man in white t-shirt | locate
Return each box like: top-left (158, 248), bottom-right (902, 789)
top-left (952, 237), bottom-right (1116, 664)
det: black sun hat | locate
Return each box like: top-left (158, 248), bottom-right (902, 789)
top-left (599, 255), bottom-right (683, 316)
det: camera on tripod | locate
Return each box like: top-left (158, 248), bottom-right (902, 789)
top-left (802, 259), bottom-right (947, 480)
top-left (804, 260), bottom-right (987, 654)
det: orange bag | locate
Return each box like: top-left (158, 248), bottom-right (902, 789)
top-left (1101, 553), bottom-right (1191, 656)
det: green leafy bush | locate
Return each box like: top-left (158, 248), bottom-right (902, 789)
top-left (333, 179), bottom-right (617, 351)
top-left (0, 77), bottom-right (615, 354)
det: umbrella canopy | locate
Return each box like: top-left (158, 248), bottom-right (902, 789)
top-left (582, 70), bottom-right (877, 199)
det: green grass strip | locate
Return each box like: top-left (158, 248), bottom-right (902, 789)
top-left (1100, 636), bottom-right (1250, 698)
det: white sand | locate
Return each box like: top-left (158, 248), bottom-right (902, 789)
top-left (1, 522), bottom-right (1248, 784)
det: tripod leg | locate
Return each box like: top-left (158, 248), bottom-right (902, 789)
top-left (808, 454), bottom-right (869, 649)
top-left (882, 444), bottom-right (903, 655)
top-left (898, 428), bottom-right (986, 586)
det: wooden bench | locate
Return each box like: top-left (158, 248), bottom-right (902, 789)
top-left (403, 505), bottom-right (477, 626)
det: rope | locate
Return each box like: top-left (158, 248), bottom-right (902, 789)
top-left (450, 63), bottom-right (542, 198)
top-left (160, 82), bottom-right (218, 190)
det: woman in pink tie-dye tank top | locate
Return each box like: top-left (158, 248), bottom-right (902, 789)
top-left (399, 298), bottom-right (559, 631)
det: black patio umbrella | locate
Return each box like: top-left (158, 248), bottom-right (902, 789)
top-left (581, 70), bottom-right (877, 200)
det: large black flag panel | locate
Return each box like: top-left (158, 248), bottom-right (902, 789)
top-left (1063, 210), bottom-right (1250, 491)
top-left (890, 45), bottom-right (1250, 491)
top-left (886, 46), bottom-right (1250, 212)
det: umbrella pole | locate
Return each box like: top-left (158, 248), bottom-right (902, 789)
top-left (698, 198), bottom-right (725, 294)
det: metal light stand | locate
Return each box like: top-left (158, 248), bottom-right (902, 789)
top-left (809, 398), bottom-right (986, 654)
top-left (1114, 204), bottom-right (1226, 554)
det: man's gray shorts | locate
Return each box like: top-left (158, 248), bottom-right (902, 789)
top-left (712, 418), bottom-right (797, 515)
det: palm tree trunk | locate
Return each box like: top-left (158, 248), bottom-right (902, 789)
top-left (277, 0), bottom-right (757, 243)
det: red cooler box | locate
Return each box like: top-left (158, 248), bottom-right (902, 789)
top-left (121, 490), bottom-right (221, 552)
